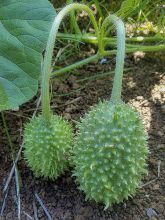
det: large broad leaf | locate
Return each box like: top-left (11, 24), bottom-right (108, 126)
top-left (0, 0), bottom-right (56, 111)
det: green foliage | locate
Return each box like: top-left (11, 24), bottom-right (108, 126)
top-left (62, 0), bottom-right (164, 36)
top-left (66, 0), bottom-right (81, 34)
top-left (73, 101), bottom-right (148, 208)
top-left (24, 114), bottom-right (73, 179)
top-left (67, 0), bottom-right (143, 19)
top-left (116, 0), bottom-right (142, 18)
top-left (0, 0), bottom-right (56, 111)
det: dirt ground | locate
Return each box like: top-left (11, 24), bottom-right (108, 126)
top-left (0, 54), bottom-right (165, 219)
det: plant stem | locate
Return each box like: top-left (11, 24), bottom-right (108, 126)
top-left (51, 53), bottom-right (99, 77)
top-left (57, 33), bottom-right (164, 44)
top-left (41, 3), bottom-right (99, 122)
top-left (1, 112), bottom-right (15, 159)
top-left (100, 15), bottom-right (125, 103)
top-left (51, 44), bottom-right (164, 77)
top-left (70, 10), bottom-right (81, 34)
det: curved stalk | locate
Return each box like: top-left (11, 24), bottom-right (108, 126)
top-left (41, 3), bottom-right (99, 122)
top-left (100, 15), bottom-right (125, 103)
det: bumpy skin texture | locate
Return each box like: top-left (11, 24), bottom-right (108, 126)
top-left (73, 101), bottom-right (148, 208)
top-left (24, 114), bottom-right (73, 179)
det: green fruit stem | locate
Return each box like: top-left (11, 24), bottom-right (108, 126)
top-left (100, 15), bottom-right (125, 103)
top-left (41, 3), bottom-right (99, 122)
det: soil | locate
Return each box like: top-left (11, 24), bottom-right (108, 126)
top-left (0, 55), bottom-right (165, 220)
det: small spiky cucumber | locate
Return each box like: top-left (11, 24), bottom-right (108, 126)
top-left (23, 3), bottom-right (98, 180)
top-left (24, 115), bottom-right (73, 179)
top-left (73, 101), bottom-right (148, 208)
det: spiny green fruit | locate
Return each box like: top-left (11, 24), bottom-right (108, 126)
top-left (73, 101), bottom-right (148, 209)
top-left (24, 114), bottom-right (73, 179)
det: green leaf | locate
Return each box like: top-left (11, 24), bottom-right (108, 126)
top-left (0, 0), bottom-right (56, 111)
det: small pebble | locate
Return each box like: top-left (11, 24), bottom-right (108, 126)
top-left (99, 57), bottom-right (108, 65)
top-left (154, 93), bottom-right (161, 100)
top-left (141, 100), bottom-right (149, 107)
top-left (157, 131), bottom-right (164, 137)
top-left (64, 113), bottom-right (71, 120)
top-left (153, 184), bottom-right (160, 190)
top-left (157, 204), bottom-right (164, 213)
top-left (159, 87), bottom-right (165, 95)
top-left (157, 144), bottom-right (164, 149)
top-left (136, 96), bottom-right (144, 101)
top-left (146, 208), bottom-right (158, 218)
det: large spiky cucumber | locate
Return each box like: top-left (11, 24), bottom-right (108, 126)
top-left (24, 114), bottom-right (73, 179)
top-left (73, 101), bottom-right (148, 208)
